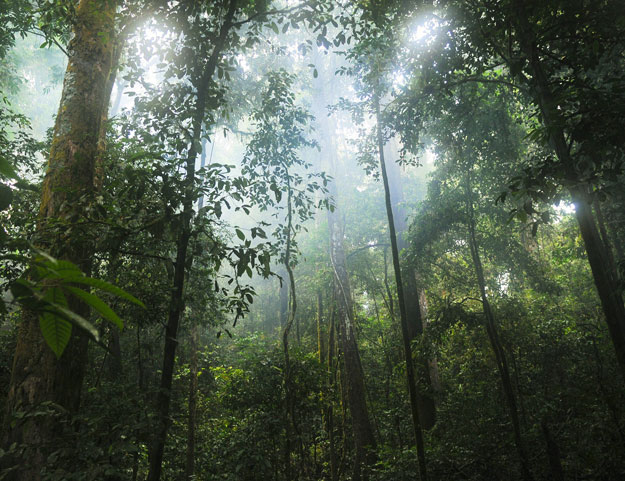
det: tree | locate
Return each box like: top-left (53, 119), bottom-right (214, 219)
top-left (416, 0), bottom-right (625, 381)
top-left (2, 2), bottom-right (118, 479)
top-left (243, 69), bottom-right (329, 478)
top-left (310, 52), bottom-right (379, 480)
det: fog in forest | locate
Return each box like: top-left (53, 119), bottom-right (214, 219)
top-left (1, 2), bottom-right (624, 481)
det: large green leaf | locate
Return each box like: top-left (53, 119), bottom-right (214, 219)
top-left (39, 287), bottom-right (72, 358)
top-left (65, 286), bottom-right (123, 330)
top-left (34, 257), bottom-right (82, 279)
top-left (62, 275), bottom-right (145, 308)
top-left (50, 303), bottom-right (100, 342)
top-left (36, 284), bottom-right (101, 357)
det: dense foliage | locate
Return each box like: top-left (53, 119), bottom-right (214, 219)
top-left (1, 1), bottom-right (624, 480)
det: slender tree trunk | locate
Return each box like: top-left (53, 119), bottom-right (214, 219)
top-left (184, 319), bottom-right (199, 480)
top-left (327, 303), bottom-right (339, 481)
top-left (1, 2), bottom-right (117, 479)
top-left (147, 3), bottom-right (238, 479)
top-left (385, 138), bottom-right (436, 430)
top-left (382, 247), bottom-right (396, 320)
top-left (104, 255), bottom-right (123, 379)
top-left (107, 328), bottom-right (123, 379)
top-left (317, 290), bottom-right (325, 362)
top-left (464, 167), bottom-right (534, 481)
top-left (282, 177), bottom-right (299, 480)
top-left (374, 89), bottom-right (428, 481)
top-left (279, 269), bottom-right (289, 329)
top-left (541, 418), bottom-right (564, 481)
top-left (328, 194), bottom-right (377, 481)
top-left (513, 1), bottom-right (625, 382)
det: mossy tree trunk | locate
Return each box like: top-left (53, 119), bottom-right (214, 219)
top-left (1, 2), bottom-right (118, 480)
top-left (327, 303), bottom-right (339, 481)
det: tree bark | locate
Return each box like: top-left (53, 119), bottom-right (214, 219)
top-left (279, 268), bottom-right (288, 329)
top-left (328, 202), bottom-right (377, 481)
top-left (146, 2), bottom-right (238, 479)
top-left (374, 89), bottom-right (428, 481)
top-left (281, 173), bottom-right (303, 480)
top-left (1, 2), bottom-right (117, 479)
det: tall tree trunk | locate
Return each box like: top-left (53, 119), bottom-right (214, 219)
top-left (1, 2), bottom-right (117, 479)
top-left (147, 2), bottom-right (238, 479)
top-left (317, 290), bottom-right (325, 363)
top-left (312, 50), bottom-right (376, 480)
top-left (513, 1), bottom-right (625, 382)
top-left (327, 302), bottom-right (339, 481)
top-left (594, 201), bottom-right (617, 269)
top-left (374, 89), bottom-right (428, 481)
top-left (184, 319), bottom-right (199, 480)
top-left (279, 268), bottom-right (289, 329)
top-left (329, 218), bottom-right (377, 481)
top-left (282, 176), bottom-right (300, 480)
top-left (385, 138), bottom-right (436, 430)
top-left (464, 167), bottom-right (534, 481)
top-left (327, 177), bottom-right (377, 480)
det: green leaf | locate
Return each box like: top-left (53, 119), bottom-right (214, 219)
top-left (50, 303), bottom-right (99, 342)
top-left (40, 313), bottom-right (72, 358)
top-left (235, 228), bottom-right (245, 241)
top-left (39, 288), bottom-right (72, 358)
top-left (10, 279), bottom-right (34, 300)
top-left (64, 286), bottom-right (123, 330)
top-left (35, 258), bottom-right (82, 279)
top-left (60, 275), bottom-right (146, 308)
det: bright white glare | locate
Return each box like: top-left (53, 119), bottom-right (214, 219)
top-left (412, 23), bottom-right (431, 42)
top-left (497, 272), bottom-right (510, 295)
top-left (422, 148), bottom-right (436, 166)
top-left (236, 54), bottom-right (250, 73)
top-left (392, 70), bottom-right (407, 88)
top-left (554, 201), bottom-right (575, 216)
top-left (406, 17), bottom-right (441, 46)
top-left (141, 25), bottom-right (169, 84)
